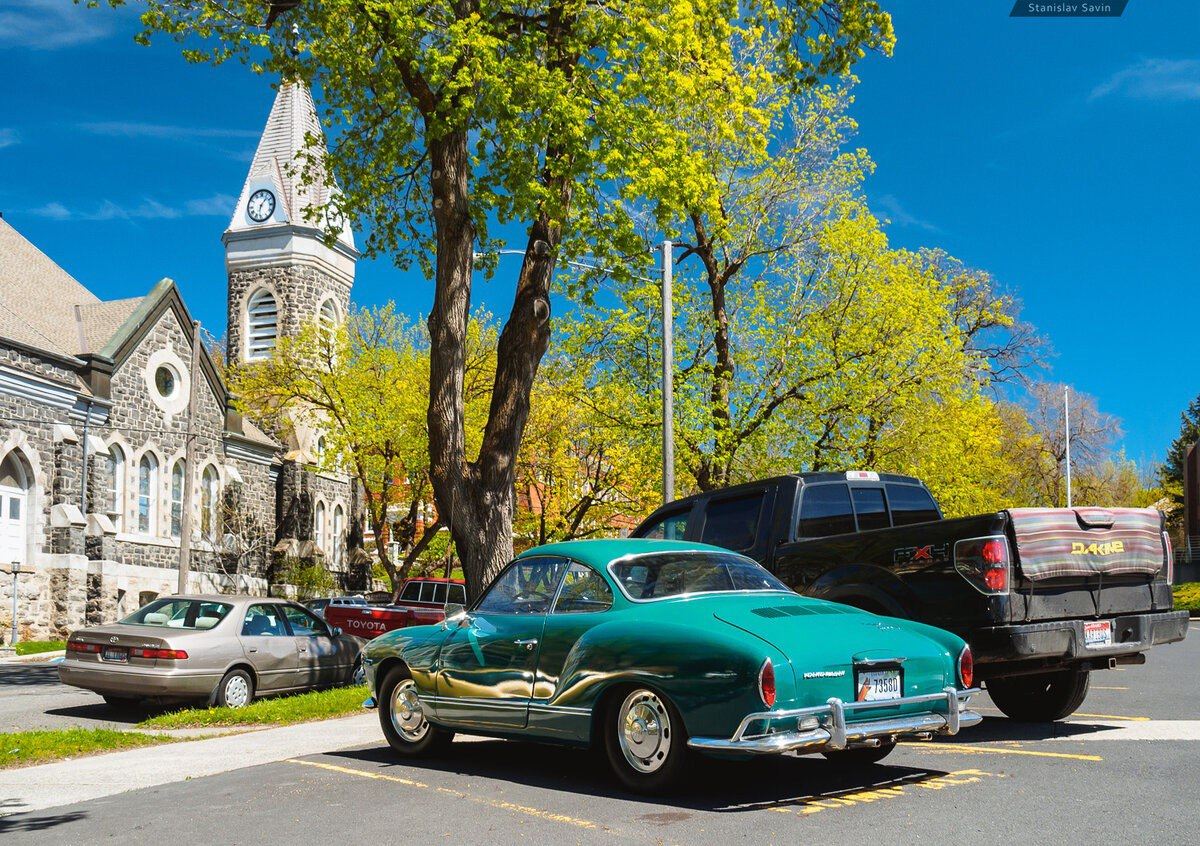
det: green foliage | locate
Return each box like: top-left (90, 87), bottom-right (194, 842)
top-left (14, 641), bottom-right (66, 656)
top-left (275, 557), bottom-right (336, 600)
top-left (138, 685), bottom-right (368, 729)
top-left (0, 728), bottom-right (176, 770)
top-left (1161, 393), bottom-right (1200, 487)
top-left (1172, 582), bottom-right (1200, 614)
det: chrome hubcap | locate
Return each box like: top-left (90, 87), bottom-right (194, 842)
top-left (618, 690), bottom-right (671, 774)
top-left (352, 661), bottom-right (366, 687)
top-left (225, 675), bottom-right (250, 708)
top-left (390, 678), bottom-right (429, 742)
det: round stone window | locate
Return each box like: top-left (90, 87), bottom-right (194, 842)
top-left (154, 365), bottom-right (179, 400)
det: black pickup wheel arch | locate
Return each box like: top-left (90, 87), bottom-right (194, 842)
top-left (804, 582), bottom-right (910, 619)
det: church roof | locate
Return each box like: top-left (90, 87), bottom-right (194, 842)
top-left (76, 297), bottom-right (143, 356)
top-left (0, 216), bottom-right (100, 359)
top-left (226, 81), bottom-right (355, 251)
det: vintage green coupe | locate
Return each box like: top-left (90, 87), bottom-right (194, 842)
top-left (362, 539), bottom-right (980, 792)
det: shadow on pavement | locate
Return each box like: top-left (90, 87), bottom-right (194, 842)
top-left (327, 739), bottom-right (954, 813)
top-left (0, 666), bottom-right (61, 688)
top-left (930, 715), bottom-right (1124, 743)
top-left (43, 702), bottom-right (153, 726)
top-left (0, 799), bottom-right (86, 833)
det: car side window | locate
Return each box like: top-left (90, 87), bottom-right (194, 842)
top-left (242, 603), bottom-right (287, 637)
top-left (638, 509), bottom-right (690, 541)
top-left (475, 557), bottom-right (567, 615)
top-left (796, 483), bottom-right (856, 538)
top-left (851, 487), bottom-right (890, 532)
top-left (449, 584), bottom-right (466, 605)
top-left (700, 493), bottom-right (764, 551)
top-left (553, 562), bottom-right (614, 614)
top-left (432, 583), bottom-right (448, 605)
top-left (886, 483), bottom-right (941, 526)
top-left (281, 605), bottom-right (331, 637)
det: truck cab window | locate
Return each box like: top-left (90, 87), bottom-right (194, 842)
top-left (885, 484), bottom-right (940, 526)
top-left (400, 581), bottom-right (422, 602)
top-left (796, 484), bottom-right (856, 538)
top-left (700, 494), bottom-right (764, 551)
top-left (851, 487), bottom-right (890, 532)
top-left (639, 509), bottom-right (690, 541)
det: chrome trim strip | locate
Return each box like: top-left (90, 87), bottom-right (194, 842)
top-left (688, 687), bottom-right (981, 756)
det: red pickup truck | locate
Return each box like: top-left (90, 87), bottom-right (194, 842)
top-left (324, 577), bottom-right (467, 639)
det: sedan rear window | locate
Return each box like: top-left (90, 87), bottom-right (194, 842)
top-left (122, 599), bottom-right (232, 630)
top-left (610, 552), bottom-right (791, 601)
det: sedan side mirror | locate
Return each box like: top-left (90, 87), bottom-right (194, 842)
top-left (330, 626), bottom-right (343, 638)
top-left (443, 603), bottom-right (468, 628)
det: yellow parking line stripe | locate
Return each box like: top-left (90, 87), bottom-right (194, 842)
top-left (767, 770), bottom-right (1003, 815)
top-left (1091, 686), bottom-right (1128, 691)
top-left (1071, 713), bottom-right (1150, 722)
top-left (288, 759), bottom-right (604, 831)
top-left (904, 742), bottom-right (1102, 761)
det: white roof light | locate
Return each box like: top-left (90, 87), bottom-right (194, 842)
top-left (845, 471), bottom-right (880, 482)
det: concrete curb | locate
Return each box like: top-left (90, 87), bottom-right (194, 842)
top-left (0, 650), bottom-right (64, 665)
top-left (0, 711), bottom-right (381, 817)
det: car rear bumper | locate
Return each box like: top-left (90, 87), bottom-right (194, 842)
top-left (688, 687), bottom-right (981, 757)
top-left (972, 610), bottom-right (1188, 665)
top-left (58, 661), bottom-right (221, 699)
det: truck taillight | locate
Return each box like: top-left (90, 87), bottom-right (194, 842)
top-left (953, 536), bottom-right (1011, 596)
top-left (1162, 531), bottom-right (1174, 583)
top-left (758, 658), bottom-right (776, 708)
top-left (958, 646), bottom-right (974, 689)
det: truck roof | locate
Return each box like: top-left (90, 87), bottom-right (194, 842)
top-left (650, 471), bottom-right (928, 510)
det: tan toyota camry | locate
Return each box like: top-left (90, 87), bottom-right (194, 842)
top-left (59, 595), bottom-right (366, 708)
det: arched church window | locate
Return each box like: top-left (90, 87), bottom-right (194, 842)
top-left (314, 501), bottom-right (326, 554)
top-left (170, 460), bottom-right (185, 539)
top-left (138, 453), bottom-right (159, 535)
top-left (246, 288), bottom-right (279, 361)
top-left (0, 452), bottom-right (29, 567)
top-left (107, 446), bottom-right (125, 531)
top-left (201, 465), bottom-right (221, 537)
top-left (332, 504), bottom-right (344, 567)
top-left (318, 299), bottom-right (339, 346)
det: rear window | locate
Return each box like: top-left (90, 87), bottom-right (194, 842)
top-left (796, 484), bottom-right (856, 538)
top-left (610, 552), bottom-right (790, 601)
top-left (121, 599), bottom-right (232, 630)
top-left (886, 484), bottom-right (940, 526)
top-left (700, 494), bottom-right (764, 551)
top-left (851, 487), bottom-right (890, 532)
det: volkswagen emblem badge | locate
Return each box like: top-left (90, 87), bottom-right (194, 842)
top-left (109, 636), bottom-right (119, 643)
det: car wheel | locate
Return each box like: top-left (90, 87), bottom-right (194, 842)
top-left (822, 740), bottom-right (897, 766)
top-left (378, 665), bottom-right (453, 756)
top-left (215, 669), bottom-right (255, 709)
top-left (987, 669), bottom-right (1090, 721)
top-left (604, 687), bottom-right (689, 794)
top-left (350, 656), bottom-right (366, 687)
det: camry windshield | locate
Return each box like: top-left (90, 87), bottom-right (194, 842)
top-left (609, 552), bottom-right (792, 601)
top-left (120, 599), bottom-right (232, 630)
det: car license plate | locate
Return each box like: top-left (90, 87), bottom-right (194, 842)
top-left (857, 669), bottom-right (902, 702)
top-left (102, 647), bottom-right (128, 663)
top-left (1084, 620), bottom-right (1113, 648)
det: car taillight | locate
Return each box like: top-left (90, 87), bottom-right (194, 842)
top-left (958, 645), bottom-right (974, 689)
top-left (130, 648), bottom-right (188, 660)
top-left (758, 658), bottom-right (776, 708)
top-left (67, 641), bottom-right (99, 653)
top-left (1162, 531), bottom-right (1174, 583)
top-left (953, 536), bottom-right (1011, 596)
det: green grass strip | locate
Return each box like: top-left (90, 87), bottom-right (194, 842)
top-left (1173, 582), bottom-right (1200, 613)
top-left (14, 641), bottom-right (66, 656)
top-left (138, 684), bottom-right (369, 729)
top-left (0, 728), bottom-right (176, 769)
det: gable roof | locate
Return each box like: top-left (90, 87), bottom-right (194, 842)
top-left (0, 216), bottom-right (100, 358)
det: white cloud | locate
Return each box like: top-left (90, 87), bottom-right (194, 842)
top-left (876, 194), bottom-right (939, 232)
top-left (29, 194), bottom-right (235, 222)
top-left (0, 129), bottom-right (18, 150)
top-left (1090, 58), bottom-right (1200, 102)
top-left (79, 122), bottom-right (260, 141)
top-left (0, 0), bottom-right (123, 50)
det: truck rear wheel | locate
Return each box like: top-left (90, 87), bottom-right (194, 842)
top-left (987, 668), bottom-right (1090, 722)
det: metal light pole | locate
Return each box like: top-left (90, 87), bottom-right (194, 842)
top-left (9, 562), bottom-right (20, 647)
top-left (1064, 386), bottom-right (1072, 508)
top-left (661, 240), bottom-right (674, 505)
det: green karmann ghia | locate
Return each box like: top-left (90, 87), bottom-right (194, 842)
top-left (362, 539), bottom-right (981, 792)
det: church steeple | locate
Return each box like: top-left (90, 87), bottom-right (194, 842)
top-left (224, 79), bottom-right (356, 370)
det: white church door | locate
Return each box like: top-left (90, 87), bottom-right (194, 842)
top-left (0, 453), bottom-right (30, 567)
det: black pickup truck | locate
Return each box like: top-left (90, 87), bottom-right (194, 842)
top-left (630, 471), bottom-right (1188, 721)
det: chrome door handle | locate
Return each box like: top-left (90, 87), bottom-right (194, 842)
top-left (514, 639), bottom-right (538, 650)
top-left (248, 647), bottom-right (258, 653)
top-left (299, 647), bottom-right (307, 653)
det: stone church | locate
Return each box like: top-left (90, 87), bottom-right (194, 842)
top-left (0, 81), bottom-right (365, 641)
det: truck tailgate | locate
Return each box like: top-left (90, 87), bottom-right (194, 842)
top-left (1008, 507), bottom-right (1165, 581)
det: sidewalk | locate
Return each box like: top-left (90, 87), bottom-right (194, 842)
top-left (0, 712), bottom-right (381, 817)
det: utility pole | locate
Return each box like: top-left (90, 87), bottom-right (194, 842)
top-left (661, 239), bottom-right (674, 505)
top-left (177, 320), bottom-right (202, 594)
top-left (1064, 385), bottom-right (1073, 509)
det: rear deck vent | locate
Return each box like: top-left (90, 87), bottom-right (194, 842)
top-left (752, 606), bottom-right (818, 618)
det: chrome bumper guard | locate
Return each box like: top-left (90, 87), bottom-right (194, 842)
top-left (688, 687), bottom-right (982, 756)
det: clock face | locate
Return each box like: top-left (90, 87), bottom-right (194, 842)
top-left (247, 189), bottom-right (276, 223)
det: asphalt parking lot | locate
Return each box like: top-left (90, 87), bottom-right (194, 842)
top-left (2, 626), bottom-right (1198, 845)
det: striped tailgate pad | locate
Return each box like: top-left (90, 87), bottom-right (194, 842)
top-left (1007, 507), bottom-right (1165, 581)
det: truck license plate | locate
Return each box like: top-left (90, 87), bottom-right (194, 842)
top-left (102, 647), bottom-right (128, 663)
top-left (857, 669), bottom-right (902, 702)
top-left (1084, 621), bottom-right (1113, 648)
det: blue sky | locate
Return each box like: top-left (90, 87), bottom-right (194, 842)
top-left (0, 1), bottom-right (1196, 464)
